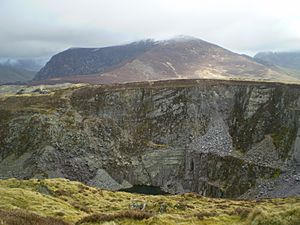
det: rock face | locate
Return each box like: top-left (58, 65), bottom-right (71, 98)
top-left (0, 79), bottom-right (299, 198)
top-left (33, 36), bottom-right (299, 84)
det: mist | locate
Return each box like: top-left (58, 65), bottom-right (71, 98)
top-left (1, 0), bottom-right (300, 58)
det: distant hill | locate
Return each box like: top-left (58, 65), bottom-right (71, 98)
top-left (34, 40), bottom-right (156, 80)
top-left (255, 51), bottom-right (300, 79)
top-left (0, 58), bottom-right (46, 84)
top-left (0, 64), bottom-right (35, 84)
top-left (34, 36), bottom-right (299, 84)
top-left (12, 58), bottom-right (46, 72)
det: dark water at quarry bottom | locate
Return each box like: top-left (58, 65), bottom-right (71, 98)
top-left (120, 185), bottom-right (170, 195)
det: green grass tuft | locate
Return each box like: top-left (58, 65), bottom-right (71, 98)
top-left (0, 178), bottom-right (299, 225)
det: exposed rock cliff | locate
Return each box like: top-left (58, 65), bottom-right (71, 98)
top-left (0, 79), bottom-right (299, 198)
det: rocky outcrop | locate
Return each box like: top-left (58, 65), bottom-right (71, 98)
top-left (0, 79), bottom-right (299, 198)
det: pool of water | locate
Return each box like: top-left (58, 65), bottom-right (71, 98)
top-left (120, 185), bottom-right (169, 195)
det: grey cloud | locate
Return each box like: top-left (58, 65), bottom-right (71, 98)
top-left (0, 0), bottom-right (300, 58)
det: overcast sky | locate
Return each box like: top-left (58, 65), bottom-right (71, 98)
top-left (1, 0), bottom-right (300, 59)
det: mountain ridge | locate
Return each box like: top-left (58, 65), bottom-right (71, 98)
top-left (34, 39), bottom-right (157, 81)
top-left (0, 58), bottom-right (46, 84)
top-left (255, 51), bottom-right (300, 79)
top-left (0, 64), bottom-right (36, 84)
top-left (34, 36), bottom-right (299, 84)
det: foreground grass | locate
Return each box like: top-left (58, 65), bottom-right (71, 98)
top-left (0, 178), bottom-right (299, 225)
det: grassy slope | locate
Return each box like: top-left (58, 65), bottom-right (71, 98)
top-left (277, 66), bottom-right (300, 80)
top-left (0, 179), bottom-right (299, 225)
top-left (0, 64), bottom-right (35, 84)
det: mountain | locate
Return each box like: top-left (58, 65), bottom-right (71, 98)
top-left (255, 51), bottom-right (300, 79)
top-left (34, 40), bottom-right (156, 81)
top-left (34, 36), bottom-right (299, 84)
top-left (0, 64), bottom-right (36, 84)
top-left (0, 58), bottom-right (46, 84)
top-left (12, 58), bottom-right (46, 72)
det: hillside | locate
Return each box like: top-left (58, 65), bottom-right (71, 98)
top-left (255, 51), bottom-right (300, 79)
top-left (0, 178), bottom-right (299, 225)
top-left (33, 36), bottom-right (299, 84)
top-left (0, 64), bottom-right (36, 84)
top-left (34, 40), bottom-right (156, 81)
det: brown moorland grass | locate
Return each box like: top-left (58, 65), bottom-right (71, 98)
top-left (75, 210), bottom-right (153, 224)
top-left (0, 178), bottom-right (299, 225)
top-left (0, 209), bottom-right (71, 225)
